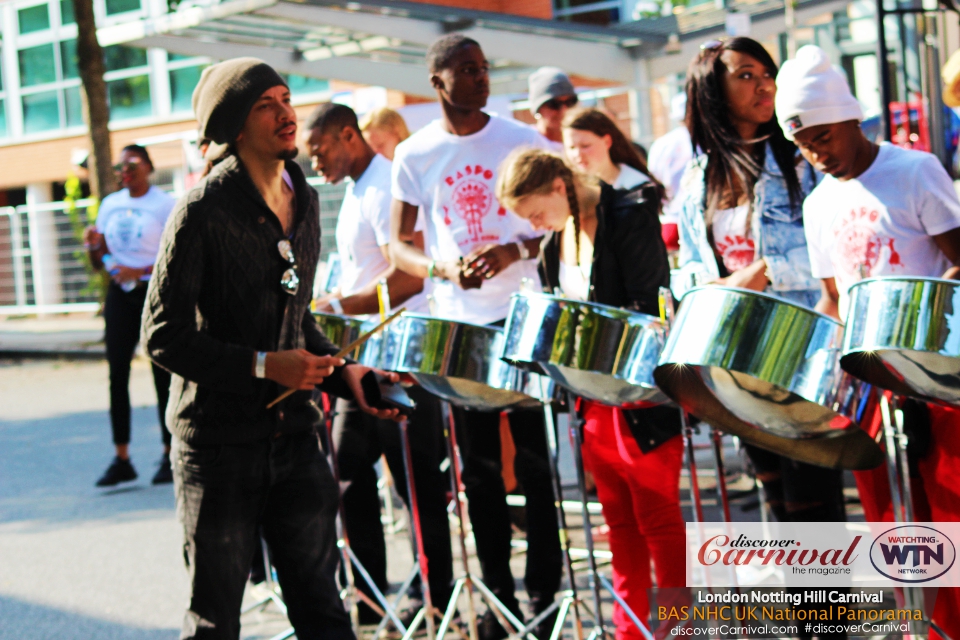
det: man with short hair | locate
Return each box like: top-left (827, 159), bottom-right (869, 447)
top-left (142, 58), bottom-right (398, 640)
top-left (527, 66), bottom-right (578, 149)
top-left (303, 102), bottom-right (454, 624)
top-left (777, 45), bottom-right (960, 639)
top-left (389, 34), bottom-right (562, 640)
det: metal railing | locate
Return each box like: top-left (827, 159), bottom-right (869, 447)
top-left (0, 181), bottom-right (348, 317)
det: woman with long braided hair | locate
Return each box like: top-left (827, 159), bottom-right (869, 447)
top-left (497, 148), bottom-right (688, 640)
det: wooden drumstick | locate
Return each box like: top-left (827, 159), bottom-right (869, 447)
top-left (265, 307), bottom-right (406, 409)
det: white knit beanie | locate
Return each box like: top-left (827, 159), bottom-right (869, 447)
top-left (775, 45), bottom-right (863, 141)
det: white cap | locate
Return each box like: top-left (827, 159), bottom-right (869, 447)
top-left (775, 45), bottom-right (863, 141)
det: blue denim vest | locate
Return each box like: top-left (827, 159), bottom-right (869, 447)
top-left (674, 143), bottom-right (821, 308)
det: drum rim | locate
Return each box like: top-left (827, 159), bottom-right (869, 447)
top-left (509, 290), bottom-right (664, 326)
top-left (401, 312), bottom-right (504, 333)
top-left (680, 285), bottom-right (841, 325)
top-left (848, 275), bottom-right (960, 290)
top-left (311, 310), bottom-right (368, 324)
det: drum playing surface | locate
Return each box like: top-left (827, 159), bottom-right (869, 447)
top-left (654, 287), bottom-right (883, 470)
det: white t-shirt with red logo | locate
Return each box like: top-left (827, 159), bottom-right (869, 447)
top-left (804, 143), bottom-right (960, 318)
top-left (712, 204), bottom-right (755, 273)
top-left (392, 115), bottom-right (549, 324)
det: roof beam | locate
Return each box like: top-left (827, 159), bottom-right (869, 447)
top-left (132, 34), bottom-right (435, 95)
top-left (256, 2), bottom-right (638, 83)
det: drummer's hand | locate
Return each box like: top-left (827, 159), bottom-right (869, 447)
top-left (463, 243), bottom-right (519, 280)
top-left (714, 259), bottom-right (769, 292)
top-left (263, 350), bottom-right (344, 390)
top-left (341, 364), bottom-right (403, 421)
top-left (944, 266), bottom-right (960, 280)
top-left (436, 260), bottom-right (483, 290)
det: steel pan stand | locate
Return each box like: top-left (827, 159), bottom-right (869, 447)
top-left (565, 391), bottom-right (655, 640)
top-left (436, 401), bottom-right (535, 640)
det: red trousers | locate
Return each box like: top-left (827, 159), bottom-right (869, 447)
top-left (854, 394), bottom-right (960, 638)
top-left (580, 401), bottom-right (687, 640)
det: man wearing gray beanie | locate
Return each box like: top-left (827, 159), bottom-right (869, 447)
top-left (142, 57), bottom-right (400, 640)
top-left (527, 66), bottom-right (577, 147)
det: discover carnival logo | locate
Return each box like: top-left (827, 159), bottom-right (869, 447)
top-left (697, 534), bottom-right (861, 572)
top-left (869, 526), bottom-right (956, 583)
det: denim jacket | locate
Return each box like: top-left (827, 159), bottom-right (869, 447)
top-left (675, 142), bottom-right (821, 308)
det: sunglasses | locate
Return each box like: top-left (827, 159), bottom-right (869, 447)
top-left (700, 39), bottom-right (725, 52)
top-left (112, 158), bottom-right (144, 172)
top-left (277, 239), bottom-right (299, 296)
top-left (541, 95), bottom-right (579, 111)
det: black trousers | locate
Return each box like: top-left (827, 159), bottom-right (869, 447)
top-left (744, 444), bottom-right (846, 522)
top-left (104, 282), bottom-right (171, 447)
top-left (453, 405), bottom-right (563, 611)
top-left (331, 386), bottom-right (454, 608)
top-left (173, 429), bottom-right (352, 640)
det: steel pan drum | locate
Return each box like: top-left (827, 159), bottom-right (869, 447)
top-left (841, 277), bottom-right (960, 406)
top-left (501, 292), bottom-right (668, 406)
top-left (312, 311), bottom-right (366, 359)
top-left (654, 287), bottom-right (883, 470)
top-left (358, 316), bottom-right (408, 371)
top-left (394, 314), bottom-right (551, 411)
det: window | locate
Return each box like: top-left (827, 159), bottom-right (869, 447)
top-left (60, 39), bottom-right (78, 79)
top-left (64, 86), bottom-right (83, 127)
top-left (60, 0), bottom-right (75, 25)
top-left (169, 65), bottom-right (205, 113)
top-left (105, 0), bottom-right (140, 15)
top-left (284, 74), bottom-right (329, 95)
top-left (0, 101), bottom-right (7, 138)
top-left (103, 45), bottom-right (148, 72)
top-left (18, 4), bottom-right (51, 34)
top-left (19, 44), bottom-right (57, 86)
top-left (22, 91), bottom-right (60, 133)
top-left (108, 75), bottom-right (151, 120)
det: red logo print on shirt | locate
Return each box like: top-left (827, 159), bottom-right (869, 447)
top-left (442, 164), bottom-right (507, 244)
top-left (715, 235), bottom-right (756, 272)
top-left (833, 207), bottom-right (902, 278)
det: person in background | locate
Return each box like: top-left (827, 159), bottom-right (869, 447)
top-left (82, 144), bottom-right (175, 487)
top-left (528, 66), bottom-right (578, 150)
top-left (778, 45), bottom-right (960, 639)
top-left (304, 102), bottom-right (453, 625)
top-left (389, 34), bottom-right (562, 640)
top-left (562, 107), bottom-right (660, 193)
top-left (497, 147), bottom-right (687, 640)
top-left (359, 107), bottom-right (411, 161)
top-left (677, 37), bottom-right (846, 526)
top-left (647, 93), bottom-right (693, 255)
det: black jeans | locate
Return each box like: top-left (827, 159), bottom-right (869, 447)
top-left (331, 386), bottom-right (453, 608)
top-left (453, 405), bottom-right (563, 611)
top-left (744, 444), bottom-right (846, 522)
top-left (173, 429), bottom-right (352, 640)
top-left (104, 282), bottom-right (171, 447)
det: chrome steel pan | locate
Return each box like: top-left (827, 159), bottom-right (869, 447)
top-left (501, 292), bottom-right (668, 406)
top-left (841, 276), bottom-right (960, 406)
top-left (394, 314), bottom-right (551, 411)
top-left (312, 311), bottom-right (367, 359)
top-left (654, 287), bottom-right (882, 470)
top-left (357, 316), bottom-right (409, 371)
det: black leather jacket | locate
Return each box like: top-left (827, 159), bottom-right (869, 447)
top-left (536, 181), bottom-right (680, 453)
top-left (142, 154), bottom-right (353, 446)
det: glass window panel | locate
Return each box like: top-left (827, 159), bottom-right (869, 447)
top-left (64, 86), bottom-right (84, 127)
top-left (19, 45), bottom-right (57, 87)
top-left (22, 91), bottom-right (61, 133)
top-left (169, 65), bottom-right (205, 113)
top-left (18, 4), bottom-right (50, 34)
top-left (60, 0), bottom-right (75, 24)
top-left (60, 39), bottom-right (79, 79)
top-left (108, 75), bottom-right (151, 120)
top-left (103, 45), bottom-right (147, 72)
top-left (0, 100), bottom-right (8, 138)
top-left (284, 74), bottom-right (329, 94)
top-left (167, 53), bottom-right (197, 62)
top-left (105, 0), bottom-right (140, 15)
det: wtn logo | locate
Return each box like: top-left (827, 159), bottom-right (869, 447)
top-left (870, 526), bottom-right (956, 583)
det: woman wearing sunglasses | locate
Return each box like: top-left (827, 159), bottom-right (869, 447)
top-left (497, 147), bottom-right (687, 640)
top-left (676, 37), bottom-right (846, 525)
top-left (82, 145), bottom-right (175, 487)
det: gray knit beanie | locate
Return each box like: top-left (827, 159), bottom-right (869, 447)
top-left (192, 58), bottom-right (288, 145)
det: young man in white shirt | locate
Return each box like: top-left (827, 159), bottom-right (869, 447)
top-left (304, 103), bottom-right (453, 624)
top-left (777, 45), bottom-right (960, 637)
top-left (388, 34), bottom-right (561, 640)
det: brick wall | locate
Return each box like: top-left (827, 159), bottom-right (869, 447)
top-left (406, 0), bottom-right (552, 19)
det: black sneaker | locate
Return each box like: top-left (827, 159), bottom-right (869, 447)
top-left (151, 454), bottom-right (173, 485)
top-left (95, 456), bottom-right (137, 487)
